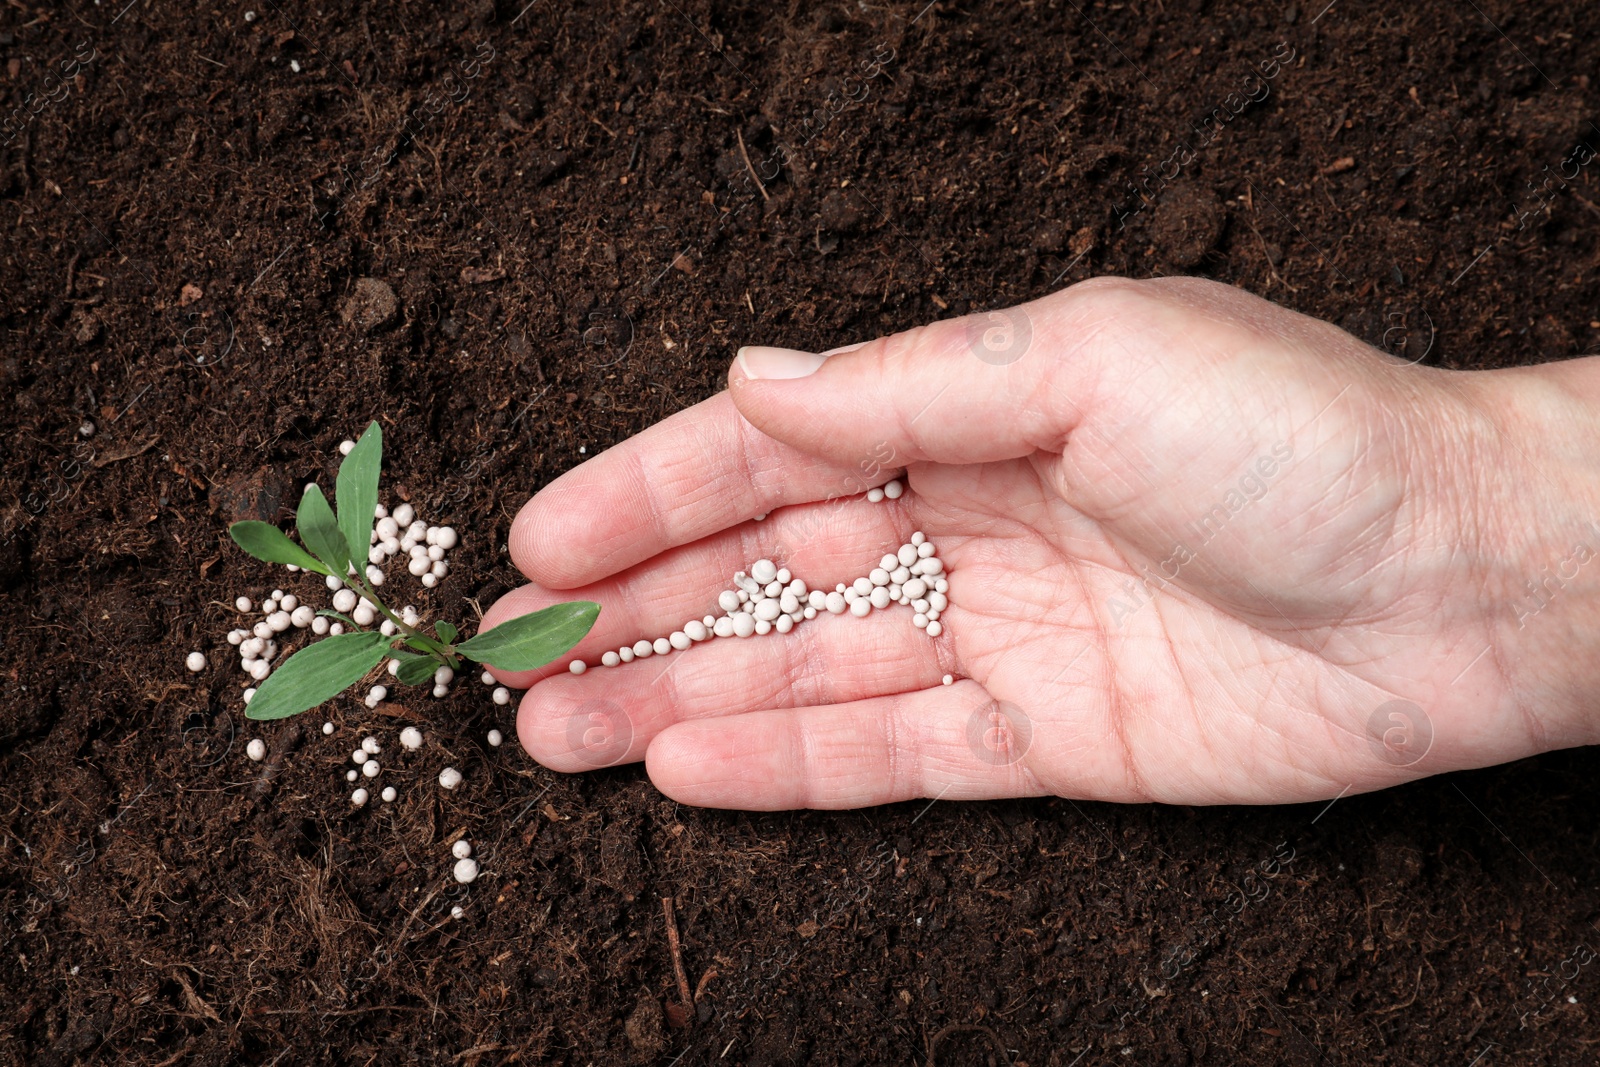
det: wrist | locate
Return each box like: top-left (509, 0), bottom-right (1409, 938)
top-left (1469, 357), bottom-right (1600, 750)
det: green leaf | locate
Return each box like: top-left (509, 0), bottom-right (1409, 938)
top-left (229, 521), bottom-right (330, 576)
top-left (394, 652), bottom-right (437, 686)
top-left (336, 422), bottom-right (382, 570)
top-left (401, 633), bottom-right (449, 657)
top-left (316, 608), bottom-right (361, 629)
top-left (435, 620), bottom-right (458, 645)
top-left (297, 483), bottom-right (350, 575)
top-left (244, 631), bottom-right (390, 720)
top-left (455, 601), bottom-right (600, 671)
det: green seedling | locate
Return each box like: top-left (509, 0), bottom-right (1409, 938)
top-left (228, 421), bottom-right (597, 720)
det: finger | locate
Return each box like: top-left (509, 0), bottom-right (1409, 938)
top-left (728, 276), bottom-right (1154, 467)
top-left (643, 685), bottom-right (1046, 810)
top-left (480, 494), bottom-right (943, 685)
top-left (509, 391), bottom-right (899, 589)
top-left (515, 606), bottom-right (954, 772)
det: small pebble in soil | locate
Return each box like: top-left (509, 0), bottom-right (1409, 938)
top-left (400, 726), bottom-right (423, 750)
top-left (432, 683), bottom-right (449, 698)
top-left (244, 10), bottom-right (256, 21)
top-left (346, 769), bottom-right (358, 782)
top-left (338, 441), bottom-right (354, 457)
top-left (365, 686), bottom-right (387, 709)
top-left (246, 738), bottom-right (266, 761)
top-left (235, 596), bottom-right (253, 612)
top-left (492, 687), bottom-right (511, 706)
top-left (322, 721), bottom-right (335, 735)
top-left (439, 766), bottom-right (462, 790)
top-left (481, 670), bottom-right (494, 685)
top-left (242, 687), bottom-right (256, 704)
top-left (487, 729), bottom-right (504, 747)
top-left (352, 748), bottom-right (370, 765)
top-left (451, 905), bottom-right (465, 920)
top-left (381, 786), bottom-right (396, 802)
top-left (362, 760), bottom-right (380, 778)
top-left (452, 839), bottom-right (473, 860)
top-left (453, 857), bottom-right (479, 884)
top-left (186, 651), bottom-right (207, 672)
top-left (79, 419), bottom-right (96, 437)
top-left (361, 735), bottom-right (380, 754)
top-left (351, 787), bottom-right (368, 807)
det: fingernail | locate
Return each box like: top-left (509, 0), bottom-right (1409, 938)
top-left (737, 345), bottom-right (828, 380)
top-left (820, 340), bottom-right (870, 357)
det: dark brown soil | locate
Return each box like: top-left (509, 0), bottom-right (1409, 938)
top-left (4, 1), bottom-right (1600, 1064)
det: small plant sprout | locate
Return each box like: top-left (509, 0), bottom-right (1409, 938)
top-left (227, 422), bottom-right (599, 721)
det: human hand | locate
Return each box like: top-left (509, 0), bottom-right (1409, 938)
top-left (483, 276), bottom-right (1600, 809)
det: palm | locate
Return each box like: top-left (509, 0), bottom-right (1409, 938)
top-left (487, 277), bottom-right (1531, 809)
top-left (920, 454), bottom-right (1422, 805)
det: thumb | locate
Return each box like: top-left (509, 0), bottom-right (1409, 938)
top-left (727, 277), bottom-right (1144, 466)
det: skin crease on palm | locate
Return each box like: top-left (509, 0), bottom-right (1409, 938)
top-left (480, 276), bottom-right (1600, 811)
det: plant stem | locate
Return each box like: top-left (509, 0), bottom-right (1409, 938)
top-left (345, 571), bottom-right (455, 661)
